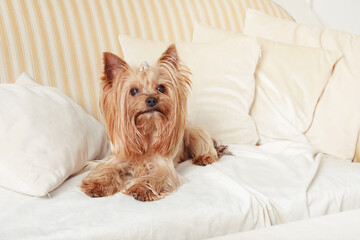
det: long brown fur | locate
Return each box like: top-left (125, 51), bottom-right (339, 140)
top-left (80, 44), bottom-right (227, 201)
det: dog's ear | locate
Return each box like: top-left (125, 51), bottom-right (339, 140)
top-left (158, 44), bottom-right (192, 89)
top-left (158, 44), bottom-right (178, 69)
top-left (102, 52), bottom-right (128, 83)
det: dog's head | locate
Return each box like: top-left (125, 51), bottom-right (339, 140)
top-left (101, 44), bottom-right (191, 158)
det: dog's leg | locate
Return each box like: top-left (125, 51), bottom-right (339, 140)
top-left (126, 157), bottom-right (182, 201)
top-left (80, 154), bottom-right (127, 197)
top-left (183, 122), bottom-right (226, 166)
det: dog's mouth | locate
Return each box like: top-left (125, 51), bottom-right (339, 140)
top-left (135, 108), bottom-right (165, 119)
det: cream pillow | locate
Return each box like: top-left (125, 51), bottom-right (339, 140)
top-left (244, 9), bottom-right (360, 161)
top-left (193, 23), bottom-right (341, 143)
top-left (119, 34), bottom-right (260, 145)
top-left (0, 73), bottom-right (110, 197)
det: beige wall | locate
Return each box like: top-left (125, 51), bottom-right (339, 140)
top-left (272, 0), bottom-right (360, 34)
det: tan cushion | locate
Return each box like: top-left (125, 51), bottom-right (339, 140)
top-left (244, 9), bottom-right (360, 161)
top-left (193, 23), bottom-right (341, 143)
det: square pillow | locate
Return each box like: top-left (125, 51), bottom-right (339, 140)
top-left (193, 23), bottom-right (341, 143)
top-left (0, 73), bottom-right (110, 197)
top-left (119, 34), bottom-right (261, 145)
top-left (244, 9), bottom-right (360, 161)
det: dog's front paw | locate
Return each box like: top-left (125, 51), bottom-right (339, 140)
top-left (81, 180), bottom-right (106, 197)
top-left (126, 184), bottom-right (163, 202)
top-left (192, 154), bottom-right (218, 166)
top-left (215, 145), bottom-right (228, 158)
top-left (80, 178), bottom-right (120, 198)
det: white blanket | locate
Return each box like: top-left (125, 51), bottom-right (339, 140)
top-left (1, 141), bottom-right (360, 240)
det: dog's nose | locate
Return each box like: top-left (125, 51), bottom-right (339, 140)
top-left (145, 97), bottom-right (158, 108)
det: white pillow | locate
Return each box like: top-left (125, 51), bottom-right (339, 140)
top-left (244, 9), bottom-right (360, 161)
top-left (193, 23), bottom-right (341, 143)
top-left (0, 73), bottom-right (110, 197)
top-left (119, 34), bottom-right (261, 145)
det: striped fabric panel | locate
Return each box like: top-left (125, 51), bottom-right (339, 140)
top-left (0, 0), bottom-right (292, 120)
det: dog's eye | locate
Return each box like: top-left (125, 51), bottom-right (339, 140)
top-left (130, 88), bottom-right (139, 96)
top-left (156, 85), bottom-right (165, 93)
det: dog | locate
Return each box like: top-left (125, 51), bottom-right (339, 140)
top-left (80, 44), bottom-right (226, 201)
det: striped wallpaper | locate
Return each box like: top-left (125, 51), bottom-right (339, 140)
top-left (0, 0), bottom-right (292, 120)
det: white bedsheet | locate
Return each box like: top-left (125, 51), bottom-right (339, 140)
top-left (1, 141), bottom-right (360, 240)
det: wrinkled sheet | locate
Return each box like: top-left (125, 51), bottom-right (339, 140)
top-left (1, 141), bottom-right (360, 240)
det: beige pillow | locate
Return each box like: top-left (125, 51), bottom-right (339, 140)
top-left (193, 23), bottom-right (341, 143)
top-left (119, 34), bottom-right (261, 145)
top-left (0, 73), bottom-right (110, 197)
top-left (244, 9), bottom-right (360, 161)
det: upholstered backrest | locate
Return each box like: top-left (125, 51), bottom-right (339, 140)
top-left (0, 0), bottom-right (292, 119)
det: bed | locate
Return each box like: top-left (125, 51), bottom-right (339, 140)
top-left (1, 1), bottom-right (360, 239)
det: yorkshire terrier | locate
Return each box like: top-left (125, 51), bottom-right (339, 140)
top-left (80, 44), bottom-right (226, 201)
